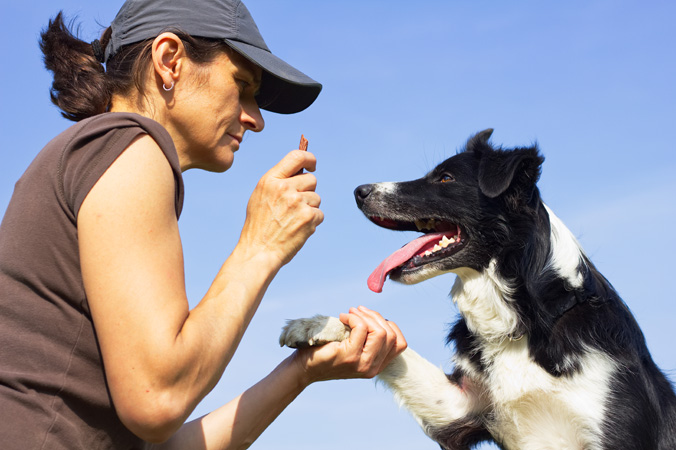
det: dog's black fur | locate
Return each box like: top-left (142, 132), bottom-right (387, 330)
top-left (352, 130), bottom-right (676, 449)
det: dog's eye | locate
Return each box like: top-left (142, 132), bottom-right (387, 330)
top-left (440, 173), bottom-right (455, 183)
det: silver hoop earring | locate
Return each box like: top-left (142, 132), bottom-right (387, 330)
top-left (163, 81), bottom-right (175, 92)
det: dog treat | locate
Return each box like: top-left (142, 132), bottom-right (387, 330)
top-left (296, 134), bottom-right (309, 176)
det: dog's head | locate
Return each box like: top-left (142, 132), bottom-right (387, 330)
top-left (355, 129), bottom-right (545, 292)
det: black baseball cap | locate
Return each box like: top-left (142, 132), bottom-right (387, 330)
top-left (103, 0), bottom-right (322, 114)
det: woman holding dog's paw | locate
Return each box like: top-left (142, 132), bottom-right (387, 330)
top-left (0, 0), bottom-right (407, 449)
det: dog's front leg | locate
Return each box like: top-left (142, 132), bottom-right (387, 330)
top-left (280, 316), bottom-right (490, 449)
top-left (377, 349), bottom-right (490, 449)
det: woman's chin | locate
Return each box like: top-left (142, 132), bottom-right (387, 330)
top-left (183, 149), bottom-right (235, 173)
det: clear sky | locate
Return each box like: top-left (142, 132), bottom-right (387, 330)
top-left (1, 1), bottom-right (675, 449)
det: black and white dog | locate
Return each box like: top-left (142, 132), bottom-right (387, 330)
top-left (280, 129), bottom-right (676, 450)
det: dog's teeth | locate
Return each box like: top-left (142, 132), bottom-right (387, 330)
top-left (425, 250), bottom-right (432, 256)
top-left (415, 219), bottom-right (439, 231)
top-left (441, 236), bottom-right (451, 248)
top-left (433, 244), bottom-right (442, 252)
top-left (449, 237), bottom-right (456, 244)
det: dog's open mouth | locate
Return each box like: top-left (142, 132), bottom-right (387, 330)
top-left (366, 217), bottom-right (467, 292)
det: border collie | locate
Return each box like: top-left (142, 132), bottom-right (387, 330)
top-left (280, 129), bottom-right (676, 450)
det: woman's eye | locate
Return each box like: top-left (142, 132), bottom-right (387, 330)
top-left (236, 79), bottom-right (250, 91)
top-left (440, 173), bottom-right (455, 183)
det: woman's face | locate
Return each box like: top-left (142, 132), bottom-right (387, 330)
top-left (169, 50), bottom-right (265, 172)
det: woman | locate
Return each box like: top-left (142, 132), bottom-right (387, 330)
top-left (0, 0), bottom-right (406, 448)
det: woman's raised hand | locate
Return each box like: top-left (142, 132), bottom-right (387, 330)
top-left (239, 148), bottom-right (324, 267)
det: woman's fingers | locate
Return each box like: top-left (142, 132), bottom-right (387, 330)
top-left (298, 187), bottom-right (321, 208)
top-left (383, 318), bottom-right (407, 356)
top-left (269, 149), bottom-right (317, 179)
top-left (357, 306), bottom-right (407, 353)
top-left (349, 307), bottom-right (397, 375)
top-left (339, 311), bottom-right (368, 354)
top-left (339, 307), bottom-right (407, 378)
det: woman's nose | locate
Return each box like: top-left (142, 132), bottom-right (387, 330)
top-left (242, 99), bottom-right (265, 133)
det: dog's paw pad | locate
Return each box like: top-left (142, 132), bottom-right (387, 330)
top-left (279, 315), bottom-right (351, 348)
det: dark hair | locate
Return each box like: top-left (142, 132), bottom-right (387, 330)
top-left (40, 12), bottom-right (231, 122)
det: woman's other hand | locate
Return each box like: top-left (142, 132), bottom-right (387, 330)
top-left (293, 306), bottom-right (408, 384)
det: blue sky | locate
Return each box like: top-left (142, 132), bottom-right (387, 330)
top-left (1, 1), bottom-right (675, 449)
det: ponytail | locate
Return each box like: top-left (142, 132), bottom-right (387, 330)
top-left (40, 12), bottom-right (111, 121)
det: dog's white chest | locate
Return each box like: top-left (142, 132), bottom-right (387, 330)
top-left (482, 341), bottom-right (615, 450)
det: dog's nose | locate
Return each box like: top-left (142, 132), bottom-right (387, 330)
top-left (354, 184), bottom-right (373, 208)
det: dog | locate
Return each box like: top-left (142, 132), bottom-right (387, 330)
top-left (279, 129), bottom-right (676, 450)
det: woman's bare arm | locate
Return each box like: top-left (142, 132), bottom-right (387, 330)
top-left (150, 355), bottom-right (307, 450)
top-left (78, 135), bottom-right (322, 442)
top-left (152, 308), bottom-right (407, 450)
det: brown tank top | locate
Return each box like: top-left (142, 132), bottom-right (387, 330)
top-left (0, 113), bottom-right (184, 449)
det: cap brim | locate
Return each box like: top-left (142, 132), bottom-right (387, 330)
top-left (224, 39), bottom-right (322, 114)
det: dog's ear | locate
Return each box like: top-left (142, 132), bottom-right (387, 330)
top-left (478, 146), bottom-right (544, 199)
top-left (466, 128), bottom-right (494, 151)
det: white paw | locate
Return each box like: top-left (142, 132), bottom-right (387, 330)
top-left (279, 315), bottom-right (351, 348)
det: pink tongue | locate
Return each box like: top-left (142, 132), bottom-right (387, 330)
top-left (367, 232), bottom-right (448, 293)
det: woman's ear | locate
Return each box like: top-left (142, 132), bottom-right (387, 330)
top-left (151, 33), bottom-right (186, 91)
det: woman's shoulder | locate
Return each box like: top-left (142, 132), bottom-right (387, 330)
top-left (68, 112), bottom-right (174, 151)
top-left (55, 112), bottom-right (184, 218)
